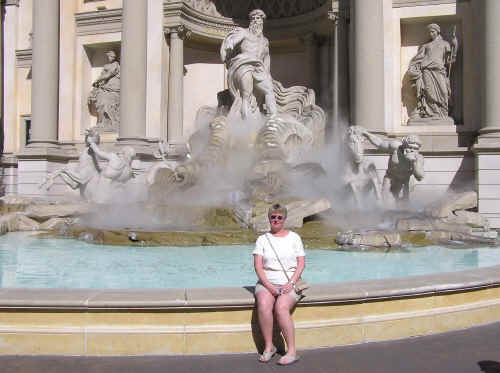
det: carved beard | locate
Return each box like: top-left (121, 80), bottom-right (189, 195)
top-left (249, 21), bottom-right (263, 35)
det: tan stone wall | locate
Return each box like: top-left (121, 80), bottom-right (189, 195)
top-left (1, 284), bottom-right (500, 355)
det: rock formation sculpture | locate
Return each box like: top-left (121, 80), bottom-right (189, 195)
top-left (220, 9), bottom-right (277, 120)
top-left (407, 23), bottom-right (458, 125)
top-left (342, 126), bottom-right (382, 206)
top-left (88, 50), bottom-right (121, 132)
top-left (362, 130), bottom-right (425, 204)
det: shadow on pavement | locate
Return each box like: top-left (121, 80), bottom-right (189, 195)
top-left (479, 361), bottom-right (500, 373)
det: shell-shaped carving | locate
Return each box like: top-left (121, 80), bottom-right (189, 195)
top-left (273, 80), bottom-right (326, 146)
top-left (175, 115), bottom-right (230, 188)
top-left (255, 115), bottom-right (313, 163)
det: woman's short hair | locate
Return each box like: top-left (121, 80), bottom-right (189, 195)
top-left (268, 203), bottom-right (287, 219)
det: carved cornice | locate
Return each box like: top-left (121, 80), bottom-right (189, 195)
top-left (75, 9), bottom-right (122, 36)
top-left (15, 49), bottom-right (32, 68)
top-left (175, 0), bottom-right (328, 20)
top-left (164, 1), bottom-right (331, 42)
top-left (164, 2), bottom-right (234, 40)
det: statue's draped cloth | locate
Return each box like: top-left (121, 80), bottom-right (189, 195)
top-left (407, 39), bottom-right (451, 119)
top-left (221, 28), bottom-right (274, 115)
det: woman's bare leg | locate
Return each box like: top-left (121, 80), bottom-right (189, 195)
top-left (274, 294), bottom-right (298, 357)
top-left (256, 288), bottom-right (276, 352)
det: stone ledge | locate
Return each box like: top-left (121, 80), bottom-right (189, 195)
top-left (2, 265), bottom-right (500, 310)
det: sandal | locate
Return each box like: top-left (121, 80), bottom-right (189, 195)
top-left (277, 355), bottom-right (300, 366)
top-left (258, 346), bottom-right (277, 363)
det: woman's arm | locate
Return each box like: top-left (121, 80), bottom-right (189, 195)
top-left (254, 254), bottom-right (280, 296)
top-left (280, 256), bottom-right (305, 294)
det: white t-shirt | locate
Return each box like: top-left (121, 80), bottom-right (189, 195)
top-left (252, 231), bottom-right (305, 285)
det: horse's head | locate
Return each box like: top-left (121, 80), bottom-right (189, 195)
top-left (345, 127), bottom-right (364, 165)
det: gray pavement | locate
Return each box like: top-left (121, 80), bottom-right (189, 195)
top-left (1, 321), bottom-right (500, 373)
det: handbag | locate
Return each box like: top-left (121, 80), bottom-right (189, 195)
top-left (265, 234), bottom-right (309, 296)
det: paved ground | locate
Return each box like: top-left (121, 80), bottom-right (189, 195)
top-left (2, 321), bottom-right (500, 373)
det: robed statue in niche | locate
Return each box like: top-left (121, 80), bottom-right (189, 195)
top-left (407, 23), bottom-right (458, 126)
top-left (88, 50), bottom-right (121, 132)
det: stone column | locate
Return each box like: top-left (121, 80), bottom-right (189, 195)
top-left (167, 25), bottom-right (190, 143)
top-left (329, 9), bottom-right (350, 140)
top-left (146, 0), bottom-right (165, 139)
top-left (480, 0), bottom-right (500, 135)
top-left (0, 3), bottom-right (4, 154)
top-left (119, 0), bottom-right (148, 141)
top-left (473, 0), bottom-right (500, 229)
top-left (2, 1), bottom-right (20, 154)
top-left (30, 0), bottom-right (59, 145)
top-left (350, 0), bottom-right (392, 132)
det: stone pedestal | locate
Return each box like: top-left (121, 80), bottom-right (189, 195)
top-left (407, 117), bottom-right (455, 126)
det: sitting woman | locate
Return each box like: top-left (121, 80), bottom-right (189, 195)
top-left (252, 203), bottom-right (305, 366)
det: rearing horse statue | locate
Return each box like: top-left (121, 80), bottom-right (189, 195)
top-left (342, 126), bottom-right (382, 207)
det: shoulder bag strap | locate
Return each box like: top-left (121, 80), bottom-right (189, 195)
top-left (265, 233), bottom-right (292, 283)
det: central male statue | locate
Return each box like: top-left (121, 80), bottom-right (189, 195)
top-left (220, 9), bottom-right (277, 119)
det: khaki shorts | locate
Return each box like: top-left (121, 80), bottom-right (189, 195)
top-left (254, 282), bottom-right (301, 302)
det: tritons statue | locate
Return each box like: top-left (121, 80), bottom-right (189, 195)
top-left (40, 128), bottom-right (101, 201)
top-left (40, 127), bottom-right (137, 204)
top-left (342, 126), bottom-right (382, 207)
top-left (362, 130), bottom-right (425, 204)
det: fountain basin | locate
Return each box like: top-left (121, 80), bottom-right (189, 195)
top-left (1, 232), bottom-right (499, 288)
top-left (1, 267), bottom-right (500, 355)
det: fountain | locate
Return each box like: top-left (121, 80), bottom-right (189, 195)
top-left (0, 8), bottom-right (499, 357)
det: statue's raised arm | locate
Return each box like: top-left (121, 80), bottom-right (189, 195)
top-left (361, 129), bottom-right (400, 153)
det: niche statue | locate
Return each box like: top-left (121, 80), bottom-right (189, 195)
top-left (220, 9), bottom-right (277, 120)
top-left (407, 23), bottom-right (458, 125)
top-left (362, 131), bottom-right (425, 204)
top-left (88, 50), bottom-right (121, 132)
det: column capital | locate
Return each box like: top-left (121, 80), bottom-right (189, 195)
top-left (328, 11), bottom-right (339, 25)
top-left (167, 25), bottom-right (192, 40)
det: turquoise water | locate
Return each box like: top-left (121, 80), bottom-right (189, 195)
top-left (0, 232), bottom-right (498, 289)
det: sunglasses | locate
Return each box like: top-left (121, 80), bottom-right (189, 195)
top-left (270, 215), bottom-right (284, 221)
